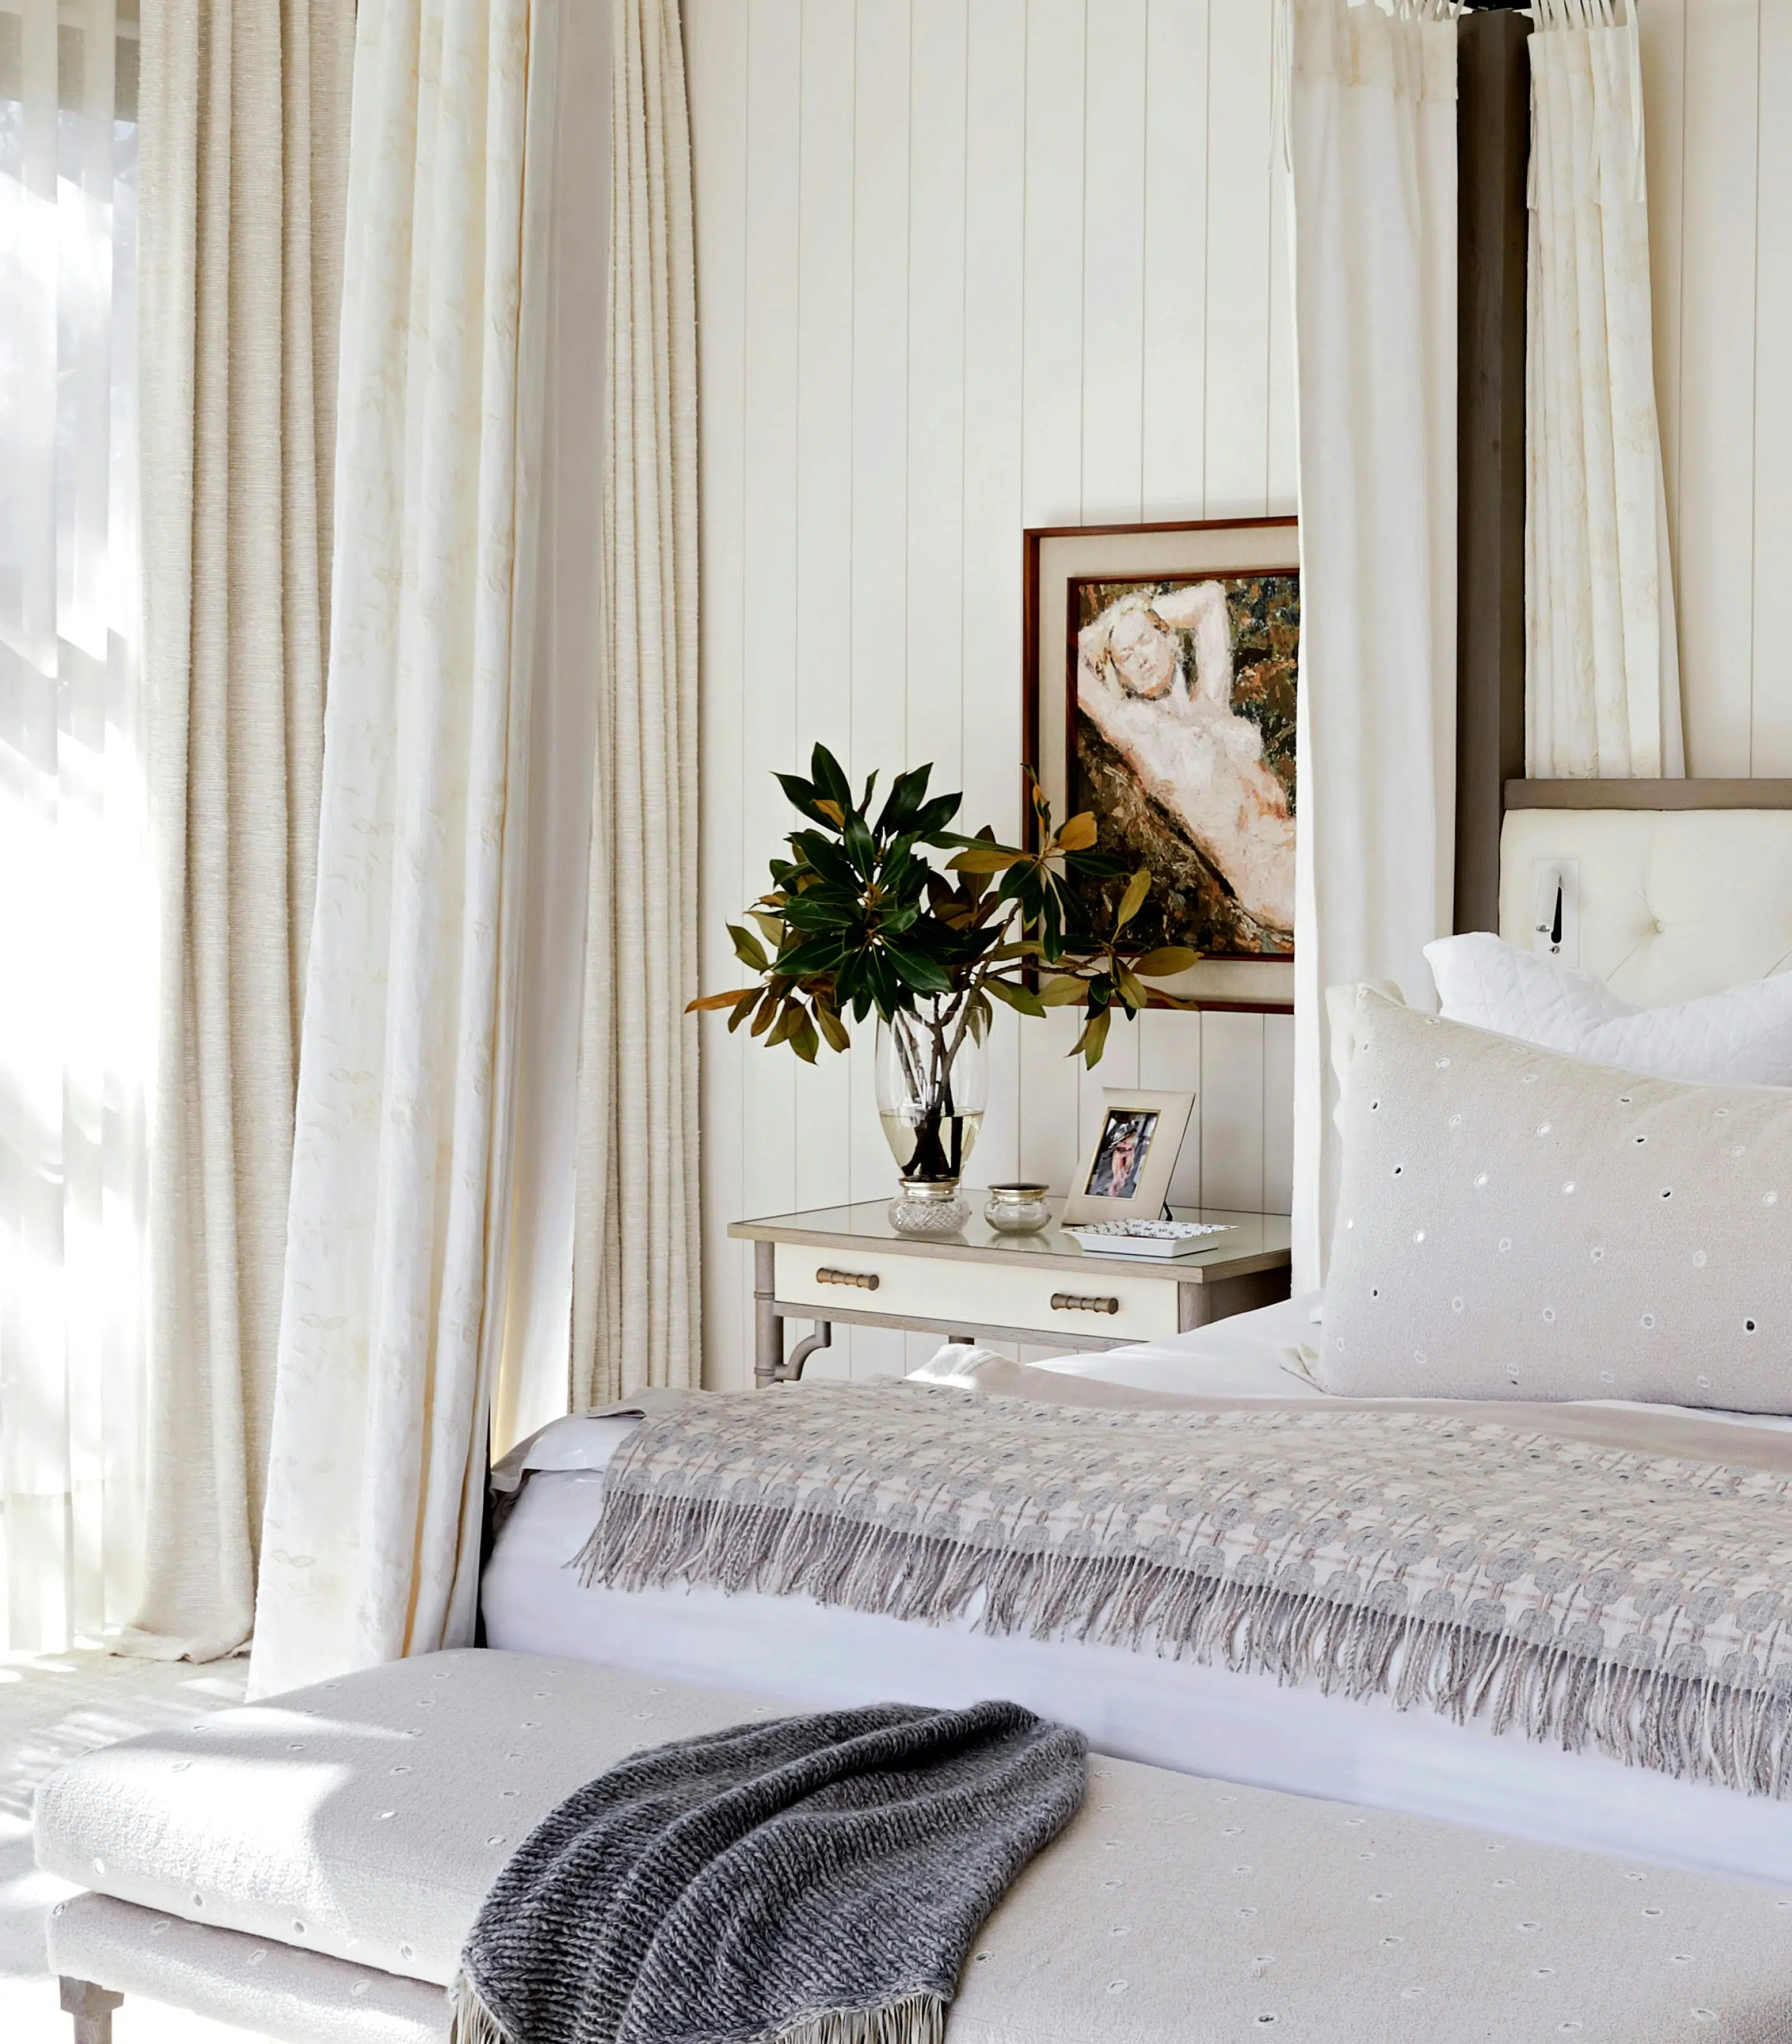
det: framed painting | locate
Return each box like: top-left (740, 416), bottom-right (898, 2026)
top-left (1023, 517), bottom-right (1299, 1011)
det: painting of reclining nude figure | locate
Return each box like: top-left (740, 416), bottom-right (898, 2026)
top-left (1068, 571), bottom-right (1297, 958)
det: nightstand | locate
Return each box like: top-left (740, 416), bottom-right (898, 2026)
top-left (728, 1197), bottom-right (1293, 1386)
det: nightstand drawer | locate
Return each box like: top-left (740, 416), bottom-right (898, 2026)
top-left (773, 1244), bottom-right (1181, 1343)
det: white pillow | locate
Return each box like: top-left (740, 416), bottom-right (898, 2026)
top-left (1317, 988), bottom-right (1792, 1411)
top-left (1426, 931), bottom-right (1792, 1088)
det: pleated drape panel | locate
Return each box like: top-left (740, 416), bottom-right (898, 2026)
top-left (121, 0), bottom-right (352, 1659)
top-left (249, 0), bottom-right (542, 1698)
top-left (572, 0), bottom-right (700, 1407)
top-left (1287, 0), bottom-right (1458, 1293)
top-left (1525, 0), bottom-right (1682, 778)
top-left (0, 0), bottom-right (147, 1649)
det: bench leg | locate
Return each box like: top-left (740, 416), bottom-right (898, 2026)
top-left (59, 1977), bottom-right (124, 2044)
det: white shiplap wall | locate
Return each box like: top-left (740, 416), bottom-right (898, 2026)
top-left (1641, 0), bottom-right (1792, 774)
top-left (688, 0), bottom-right (1297, 1388)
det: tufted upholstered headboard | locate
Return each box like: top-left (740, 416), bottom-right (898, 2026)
top-left (1497, 799), bottom-right (1792, 1007)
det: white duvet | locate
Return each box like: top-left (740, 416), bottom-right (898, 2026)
top-left (482, 1296), bottom-right (1792, 1888)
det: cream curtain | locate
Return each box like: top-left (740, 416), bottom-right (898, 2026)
top-left (124, 0), bottom-right (353, 1659)
top-left (1287, 0), bottom-right (1458, 1293)
top-left (1526, 0), bottom-right (1682, 778)
top-left (249, 0), bottom-right (550, 1698)
top-left (571, 0), bottom-right (700, 1410)
top-left (488, 0), bottom-right (610, 1459)
top-left (0, 0), bottom-right (147, 1649)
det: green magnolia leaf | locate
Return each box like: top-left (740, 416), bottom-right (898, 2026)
top-left (749, 910), bottom-right (786, 947)
top-left (883, 941), bottom-right (955, 995)
top-left (789, 1011), bottom-right (820, 1062)
top-left (729, 923), bottom-right (770, 972)
top-left (1131, 945), bottom-right (1201, 977)
top-left (1038, 973), bottom-right (1089, 1006)
top-left (1115, 867), bottom-right (1151, 929)
top-left (1074, 1006), bottom-right (1112, 1067)
top-left (1116, 966), bottom-right (1149, 1013)
top-left (810, 744), bottom-right (854, 810)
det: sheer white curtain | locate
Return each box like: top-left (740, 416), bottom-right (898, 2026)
top-left (1287, 0), bottom-right (1458, 1292)
top-left (250, 0), bottom-right (553, 1698)
top-left (1526, 0), bottom-right (1682, 778)
top-left (0, 0), bottom-right (148, 1650)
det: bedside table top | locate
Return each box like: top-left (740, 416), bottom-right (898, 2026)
top-left (728, 1198), bottom-right (1292, 1284)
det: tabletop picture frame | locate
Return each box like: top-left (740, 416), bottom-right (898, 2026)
top-left (1060, 1088), bottom-right (1198, 1226)
top-left (1024, 516), bottom-right (1299, 1013)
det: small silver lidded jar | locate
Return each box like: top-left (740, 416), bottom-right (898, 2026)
top-left (889, 1177), bottom-right (972, 1237)
top-left (983, 1182), bottom-right (1052, 1236)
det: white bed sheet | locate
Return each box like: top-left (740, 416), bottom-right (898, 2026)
top-left (481, 1300), bottom-right (1792, 1887)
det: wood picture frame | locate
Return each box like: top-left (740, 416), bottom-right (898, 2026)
top-left (1023, 517), bottom-right (1299, 1014)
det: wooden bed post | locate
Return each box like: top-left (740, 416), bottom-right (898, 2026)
top-left (1454, 5), bottom-right (1531, 934)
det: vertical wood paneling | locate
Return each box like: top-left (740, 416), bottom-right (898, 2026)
top-left (689, 0), bottom-right (1303, 1385)
top-left (962, 0), bottom-right (1029, 1193)
top-left (1080, 0), bottom-right (1148, 520)
top-left (1200, 1011), bottom-right (1265, 1211)
top-left (1022, 0), bottom-right (1088, 525)
top-left (907, 0), bottom-right (970, 790)
top-left (688, 0), bottom-right (750, 1389)
top-left (1752, 0), bottom-right (1792, 770)
top-left (1141, 0), bottom-right (1210, 515)
top-left (1203, 0), bottom-right (1275, 516)
top-left (1674, 0), bottom-right (1760, 775)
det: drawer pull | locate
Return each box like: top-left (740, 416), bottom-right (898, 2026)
top-left (1051, 1291), bottom-right (1119, 1316)
top-left (816, 1267), bottom-right (880, 1291)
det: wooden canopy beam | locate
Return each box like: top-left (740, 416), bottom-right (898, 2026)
top-left (1453, 7), bottom-right (1531, 934)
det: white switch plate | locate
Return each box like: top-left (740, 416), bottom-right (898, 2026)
top-left (1531, 857), bottom-right (1581, 965)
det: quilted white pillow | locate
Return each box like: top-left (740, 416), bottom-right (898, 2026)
top-left (1317, 988), bottom-right (1792, 1411)
top-left (1426, 932), bottom-right (1792, 1088)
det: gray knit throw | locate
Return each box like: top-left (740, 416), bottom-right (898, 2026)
top-left (449, 1699), bottom-right (1086, 2044)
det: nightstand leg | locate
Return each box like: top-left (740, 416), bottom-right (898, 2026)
top-left (785, 1323), bottom-right (833, 1378)
top-left (60, 1978), bottom-right (123, 2044)
top-left (753, 1240), bottom-right (782, 1387)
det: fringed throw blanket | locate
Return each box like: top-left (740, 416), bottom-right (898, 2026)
top-left (451, 1700), bottom-right (1085, 2044)
top-left (580, 1380), bottom-right (1792, 1798)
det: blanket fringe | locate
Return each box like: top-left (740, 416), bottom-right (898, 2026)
top-left (578, 1491), bottom-right (1792, 1802)
top-left (777, 1991), bottom-right (946, 2044)
top-left (447, 1971), bottom-right (512, 2044)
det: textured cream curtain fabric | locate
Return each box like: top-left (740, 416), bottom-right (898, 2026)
top-left (1287, 0), bottom-right (1458, 1293)
top-left (0, 0), bottom-right (148, 1649)
top-left (249, 0), bottom-right (548, 1697)
top-left (123, 0), bottom-right (352, 1659)
top-left (1525, 0), bottom-right (1682, 778)
top-left (487, 0), bottom-right (610, 1459)
top-left (571, 0), bottom-right (700, 1408)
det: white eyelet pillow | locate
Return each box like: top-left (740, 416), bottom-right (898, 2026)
top-left (1317, 987), bottom-right (1792, 1411)
top-left (1425, 931), bottom-right (1792, 1088)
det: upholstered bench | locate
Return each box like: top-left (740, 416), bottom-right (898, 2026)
top-left (33, 1648), bottom-right (1792, 2043)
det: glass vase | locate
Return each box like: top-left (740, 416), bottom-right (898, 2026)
top-left (875, 999), bottom-right (989, 1191)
